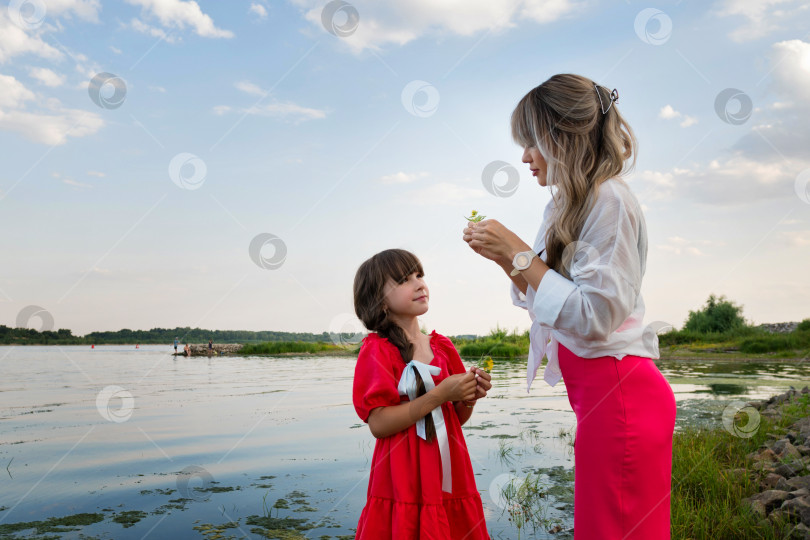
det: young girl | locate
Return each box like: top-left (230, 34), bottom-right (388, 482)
top-left (352, 248), bottom-right (491, 540)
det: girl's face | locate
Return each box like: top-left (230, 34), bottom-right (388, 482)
top-left (382, 270), bottom-right (429, 319)
top-left (522, 145), bottom-right (548, 187)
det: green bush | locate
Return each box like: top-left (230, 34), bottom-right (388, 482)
top-left (683, 294), bottom-right (748, 334)
top-left (797, 318), bottom-right (810, 332)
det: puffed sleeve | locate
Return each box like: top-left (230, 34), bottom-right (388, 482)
top-left (436, 334), bottom-right (466, 376)
top-left (353, 336), bottom-right (402, 423)
top-left (530, 181), bottom-right (644, 342)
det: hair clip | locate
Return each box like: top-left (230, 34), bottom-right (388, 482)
top-left (594, 83), bottom-right (619, 115)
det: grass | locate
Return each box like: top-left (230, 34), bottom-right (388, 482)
top-left (454, 325), bottom-right (529, 358)
top-left (670, 391), bottom-right (810, 539)
top-left (238, 341), bottom-right (358, 355)
top-left (449, 321), bottom-right (810, 362)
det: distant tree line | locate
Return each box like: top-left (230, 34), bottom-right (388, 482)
top-left (0, 326), bottom-right (351, 345)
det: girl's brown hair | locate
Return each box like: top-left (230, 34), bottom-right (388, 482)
top-left (510, 73), bottom-right (638, 279)
top-left (353, 248), bottom-right (436, 441)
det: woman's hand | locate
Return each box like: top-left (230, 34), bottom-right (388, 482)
top-left (463, 219), bottom-right (530, 265)
top-left (437, 371), bottom-right (477, 403)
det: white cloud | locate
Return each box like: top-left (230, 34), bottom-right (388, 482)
top-left (779, 230), bottom-right (810, 247)
top-left (636, 38), bottom-right (810, 207)
top-left (242, 102), bottom-right (326, 122)
top-left (87, 170), bottom-right (106, 177)
top-left (0, 73), bottom-right (104, 145)
top-left (129, 18), bottom-right (179, 43)
top-left (212, 105), bottom-right (231, 115)
top-left (378, 171), bottom-right (429, 184)
top-left (291, 0), bottom-right (581, 53)
top-left (249, 3), bottom-right (268, 19)
top-left (409, 181), bottom-right (486, 204)
top-left (62, 178), bottom-right (93, 188)
top-left (657, 236), bottom-right (704, 256)
top-left (43, 0), bottom-right (102, 22)
top-left (110, 45), bottom-right (122, 54)
top-left (235, 80), bottom-right (267, 97)
top-left (0, 10), bottom-right (62, 63)
top-left (715, 0), bottom-right (806, 42)
top-left (28, 67), bottom-right (65, 87)
top-left (0, 73), bottom-right (36, 108)
top-left (126, 0), bottom-right (234, 39)
top-left (659, 104), bottom-right (697, 127)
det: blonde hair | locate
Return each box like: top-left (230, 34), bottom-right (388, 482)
top-left (510, 73), bottom-right (638, 279)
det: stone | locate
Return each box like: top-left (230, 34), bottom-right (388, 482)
top-left (763, 473), bottom-right (787, 490)
top-left (774, 440), bottom-right (805, 461)
top-left (754, 448), bottom-right (779, 463)
top-left (775, 462), bottom-right (805, 479)
top-left (798, 446), bottom-right (810, 457)
top-left (744, 497), bottom-right (767, 518)
top-left (788, 477), bottom-right (810, 492)
top-left (752, 489), bottom-right (791, 511)
top-left (782, 496), bottom-right (810, 516)
top-left (790, 523), bottom-right (810, 539)
top-left (791, 489), bottom-right (810, 499)
top-left (780, 477), bottom-right (796, 491)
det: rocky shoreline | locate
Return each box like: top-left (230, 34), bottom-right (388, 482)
top-left (757, 322), bottom-right (802, 334)
top-left (737, 386), bottom-right (810, 537)
top-left (172, 344), bottom-right (244, 356)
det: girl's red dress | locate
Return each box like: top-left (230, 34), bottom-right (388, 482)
top-left (352, 330), bottom-right (489, 540)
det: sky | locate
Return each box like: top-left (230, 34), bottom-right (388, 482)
top-left (1, 0), bottom-right (809, 339)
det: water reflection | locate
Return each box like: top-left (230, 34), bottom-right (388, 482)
top-left (0, 346), bottom-right (807, 539)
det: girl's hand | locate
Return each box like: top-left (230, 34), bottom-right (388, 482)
top-left (462, 219), bottom-right (529, 265)
top-left (437, 371), bottom-right (477, 403)
top-left (470, 367), bottom-right (492, 400)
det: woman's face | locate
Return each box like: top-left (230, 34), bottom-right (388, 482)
top-left (522, 145), bottom-right (548, 187)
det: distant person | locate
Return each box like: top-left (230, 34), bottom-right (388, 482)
top-left (208, 338), bottom-right (213, 356)
top-left (174, 337), bottom-right (179, 354)
top-left (184, 343), bottom-right (190, 357)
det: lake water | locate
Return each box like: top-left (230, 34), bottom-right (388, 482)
top-left (1, 345), bottom-right (809, 539)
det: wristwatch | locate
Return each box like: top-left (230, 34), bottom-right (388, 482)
top-left (510, 249), bottom-right (537, 276)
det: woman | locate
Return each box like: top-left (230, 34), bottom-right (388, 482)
top-left (463, 73), bottom-right (676, 540)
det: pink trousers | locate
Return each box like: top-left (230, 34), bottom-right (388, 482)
top-left (557, 341), bottom-right (676, 540)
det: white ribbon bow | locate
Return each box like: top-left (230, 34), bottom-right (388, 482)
top-left (397, 360), bottom-right (452, 493)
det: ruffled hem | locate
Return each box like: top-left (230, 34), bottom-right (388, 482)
top-left (356, 494), bottom-right (489, 540)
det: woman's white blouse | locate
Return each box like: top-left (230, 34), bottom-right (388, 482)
top-left (510, 177), bottom-right (659, 391)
